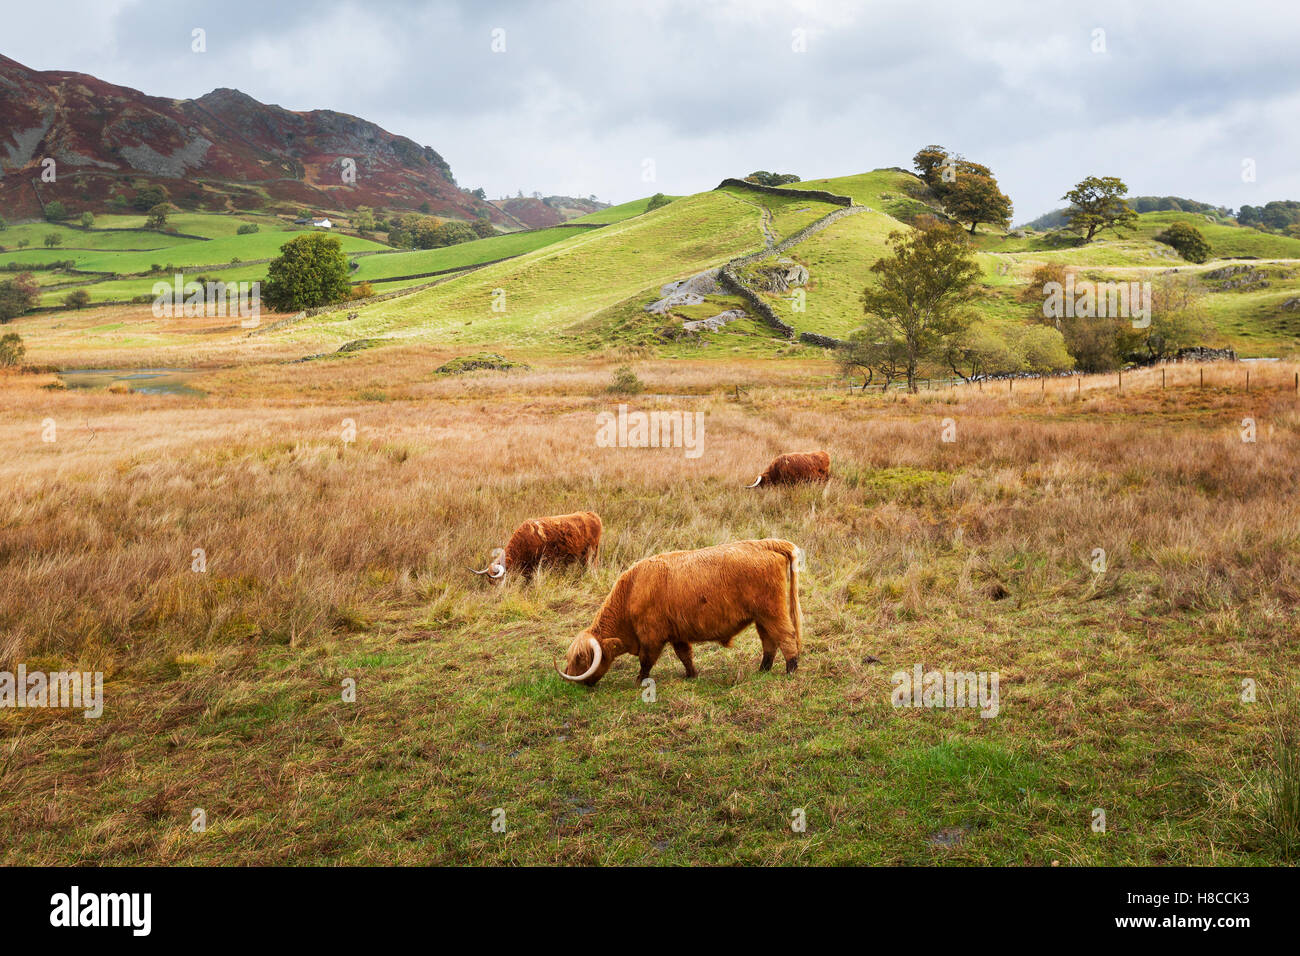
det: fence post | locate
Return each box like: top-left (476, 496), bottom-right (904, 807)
top-left (1118, 370), bottom-right (1122, 393)
top-left (1162, 368), bottom-right (1166, 389)
top-left (1246, 368), bottom-right (1250, 392)
top-left (1200, 368), bottom-right (1204, 389)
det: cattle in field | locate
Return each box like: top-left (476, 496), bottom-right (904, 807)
top-left (557, 538), bottom-right (803, 686)
top-left (746, 450), bottom-right (830, 487)
top-left (471, 511), bottom-right (602, 581)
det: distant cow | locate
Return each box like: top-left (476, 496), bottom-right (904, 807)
top-left (557, 539), bottom-right (803, 687)
top-left (472, 511), bottom-right (602, 582)
top-left (746, 450), bottom-right (830, 487)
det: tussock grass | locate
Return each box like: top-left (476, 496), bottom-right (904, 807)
top-left (2, 358), bottom-right (1299, 863)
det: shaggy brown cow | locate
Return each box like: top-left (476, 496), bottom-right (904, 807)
top-left (557, 538), bottom-right (803, 686)
top-left (472, 511), bottom-right (602, 582)
top-left (746, 450), bottom-right (830, 487)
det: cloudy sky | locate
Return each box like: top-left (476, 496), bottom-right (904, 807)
top-left (4, 0), bottom-right (1298, 221)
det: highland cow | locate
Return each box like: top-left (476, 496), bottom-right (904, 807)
top-left (557, 539), bottom-right (803, 686)
top-left (746, 450), bottom-right (831, 487)
top-left (472, 511), bottom-right (602, 582)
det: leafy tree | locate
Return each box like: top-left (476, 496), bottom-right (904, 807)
top-left (44, 233), bottom-right (62, 248)
top-left (0, 215), bottom-right (7, 231)
top-left (838, 318), bottom-right (910, 390)
top-left (352, 207), bottom-right (375, 233)
top-left (912, 145), bottom-right (951, 189)
top-left (646, 193), bottom-right (672, 212)
top-left (941, 165), bottom-right (1013, 234)
top-left (744, 171), bottom-right (801, 187)
top-left (236, 222), bottom-right (260, 235)
top-left (64, 289), bottom-right (92, 310)
top-left (471, 217), bottom-right (496, 239)
top-left (0, 331), bottom-right (25, 365)
top-left (0, 273), bottom-right (40, 322)
top-left (80, 211), bottom-right (95, 228)
top-left (43, 201), bottom-right (67, 221)
top-left (945, 322), bottom-right (1023, 381)
top-left (1061, 176), bottom-right (1138, 241)
top-left (1015, 324), bottom-right (1074, 374)
top-left (132, 185), bottom-right (168, 212)
top-left (17, 238), bottom-right (30, 250)
top-left (858, 222), bottom-right (982, 391)
top-left (1141, 275), bottom-right (1212, 360)
top-left (436, 221), bottom-right (478, 246)
top-left (262, 233), bottom-right (352, 311)
top-left (471, 187), bottom-right (487, 200)
top-left (1154, 222), bottom-right (1212, 263)
top-left (146, 202), bottom-right (173, 230)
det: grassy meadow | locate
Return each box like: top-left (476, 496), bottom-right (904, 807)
top-left (5, 168), bottom-right (1300, 866)
top-left (2, 353), bottom-right (1300, 864)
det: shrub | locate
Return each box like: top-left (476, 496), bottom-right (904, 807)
top-left (80, 211), bottom-right (95, 228)
top-left (64, 289), bottom-right (92, 310)
top-left (43, 201), bottom-right (67, 221)
top-left (350, 282), bottom-right (375, 300)
top-left (606, 365), bottom-right (644, 394)
top-left (236, 223), bottom-right (260, 235)
top-left (1155, 222), bottom-right (1212, 263)
top-left (646, 193), bottom-right (672, 212)
top-left (0, 331), bottom-right (24, 366)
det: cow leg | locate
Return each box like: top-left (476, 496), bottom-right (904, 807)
top-left (637, 644), bottom-right (664, 683)
top-left (754, 623), bottom-right (779, 672)
top-left (671, 642), bottom-right (698, 678)
top-left (757, 618), bottom-right (798, 674)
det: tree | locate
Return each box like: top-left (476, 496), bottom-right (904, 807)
top-left (262, 233), bottom-right (352, 311)
top-left (17, 238), bottom-right (30, 250)
top-left (912, 145), bottom-right (951, 189)
top-left (471, 216), bottom-right (495, 239)
top-left (1061, 176), bottom-right (1138, 241)
top-left (0, 215), bottom-right (7, 231)
top-left (838, 318), bottom-right (911, 390)
top-left (44, 232), bottom-right (62, 248)
top-left (945, 322), bottom-right (1023, 381)
top-left (646, 193), bottom-right (672, 212)
top-left (744, 171), bottom-right (800, 187)
top-left (236, 223), bottom-right (260, 235)
top-left (0, 273), bottom-right (40, 322)
top-left (132, 185), bottom-right (168, 212)
top-left (352, 207), bottom-right (375, 234)
top-left (941, 166), bottom-right (1013, 234)
top-left (80, 211), bottom-right (95, 228)
top-left (435, 220), bottom-right (478, 246)
top-left (858, 222), bottom-right (982, 391)
top-left (64, 289), bottom-right (92, 310)
top-left (43, 201), bottom-right (67, 221)
top-left (1141, 275), bottom-right (1213, 360)
top-left (471, 187), bottom-right (487, 200)
top-left (146, 202), bottom-right (173, 230)
top-left (1155, 222), bottom-right (1212, 263)
top-left (0, 331), bottom-right (25, 366)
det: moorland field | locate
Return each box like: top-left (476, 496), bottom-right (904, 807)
top-left (3, 168), bottom-right (1300, 864)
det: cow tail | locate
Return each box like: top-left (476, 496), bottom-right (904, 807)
top-left (788, 545), bottom-right (803, 655)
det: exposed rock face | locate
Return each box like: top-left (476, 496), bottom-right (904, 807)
top-left (682, 309), bottom-right (746, 332)
top-left (645, 269), bottom-right (722, 313)
top-left (0, 53), bottom-right (500, 221)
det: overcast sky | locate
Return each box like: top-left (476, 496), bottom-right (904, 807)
top-left (4, 0), bottom-right (1298, 221)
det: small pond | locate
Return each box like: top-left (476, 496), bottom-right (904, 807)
top-left (58, 368), bottom-right (205, 396)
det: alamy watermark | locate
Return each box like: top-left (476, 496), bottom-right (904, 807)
top-left (1043, 276), bottom-right (1150, 329)
top-left (152, 275), bottom-right (260, 327)
top-left (891, 664), bottom-right (999, 718)
top-left (595, 404), bottom-right (703, 459)
top-left (1, 665), bottom-right (103, 718)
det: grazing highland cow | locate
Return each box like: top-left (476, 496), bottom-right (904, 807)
top-left (472, 511), bottom-right (602, 582)
top-left (746, 450), bottom-right (830, 487)
top-left (558, 539), bottom-right (803, 686)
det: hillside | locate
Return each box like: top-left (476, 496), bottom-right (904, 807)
top-left (490, 195), bottom-right (609, 229)
top-left (0, 54), bottom-right (503, 222)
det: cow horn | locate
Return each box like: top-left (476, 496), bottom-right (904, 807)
top-left (556, 636), bottom-right (602, 683)
top-left (470, 565), bottom-right (491, 574)
top-left (746, 475), bottom-right (763, 488)
top-left (488, 565), bottom-right (505, 579)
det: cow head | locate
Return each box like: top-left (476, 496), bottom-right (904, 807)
top-left (556, 631), bottom-right (616, 686)
top-left (470, 548), bottom-right (507, 582)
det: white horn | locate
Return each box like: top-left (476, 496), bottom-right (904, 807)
top-left (556, 636), bottom-right (602, 682)
top-left (488, 565), bottom-right (505, 579)
top-left (746, 475), bottom-right (763, 488)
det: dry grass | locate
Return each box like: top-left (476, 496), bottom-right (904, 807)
top-left (2, 355), bottom-right (1299, 864)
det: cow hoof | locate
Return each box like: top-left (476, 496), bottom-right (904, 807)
top-left (785, 657), bottom-right (799, 674)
